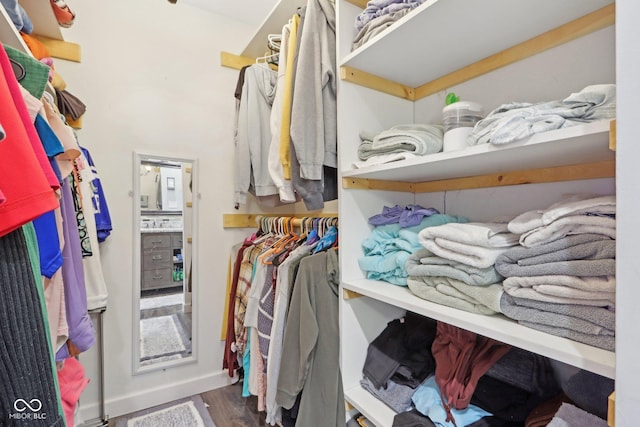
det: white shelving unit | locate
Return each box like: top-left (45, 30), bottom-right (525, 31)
top-left (337, 1), bottom-right (617, 426)
top-left (340, 0), bottom-right (613, 88)
top-left (343, 120), bottom-right (614, 182)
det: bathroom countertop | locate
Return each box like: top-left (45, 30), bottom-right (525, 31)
top-left (140, 228), bottom-right (183, 233)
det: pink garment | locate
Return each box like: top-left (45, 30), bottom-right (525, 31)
top-left (45, 269), bottom-right (68, 353)
top-left (57, 357), bottom-right (90, 427)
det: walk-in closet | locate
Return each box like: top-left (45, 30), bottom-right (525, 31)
top-left (0, 0), bottom-right (638, 426)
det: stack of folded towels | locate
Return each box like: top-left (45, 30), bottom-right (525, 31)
top-left (407, 222), bottom-right (519, 314)
top-left (358, 204), bottom-right (467, 286)
top-left (495, 195), bottom-right (616, 351)
top-left (354, 124), bottom-right (443, 168)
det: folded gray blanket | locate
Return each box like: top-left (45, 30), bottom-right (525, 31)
top-left (408, 276), bottom-right (503, 315)
top-left (503, 275), bottom-right (615, 307)
top-left (495, 234), bottom-right (615, 278)
top-left (500, 293), bottom-right (615, 351)
top-left (406, 248), bottom-right (503, 286)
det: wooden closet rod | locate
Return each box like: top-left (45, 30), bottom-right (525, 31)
top-left (223, 213), bottom-right (338, 228)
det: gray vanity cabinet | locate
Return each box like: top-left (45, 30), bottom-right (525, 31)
top-left (141, 231), bottom-right (183, 291)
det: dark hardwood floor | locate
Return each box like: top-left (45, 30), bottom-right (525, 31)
top-left (202, 382), bottom-right (268, 427)
top-left (107, 381), bottom-right (267, 427)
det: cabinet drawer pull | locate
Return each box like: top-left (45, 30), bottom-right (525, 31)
top-left (152, 275), bottom-right (163, 280)
top-left (152, 255), bottom-right (163, 260)
top-left (151, 240), bottom-right (163, 244)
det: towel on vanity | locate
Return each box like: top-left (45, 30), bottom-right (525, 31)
top-left (495, 233), bottom-right (615, 278)
top-left (406, 248), bottom-right (504, 286)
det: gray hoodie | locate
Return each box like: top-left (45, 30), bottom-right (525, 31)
top-left (290, 0), bottom-right (337, 181)
top-left (235, 64), bottom-right (279, 205)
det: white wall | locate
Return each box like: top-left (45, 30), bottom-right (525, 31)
top-left (615, 0), bottom-right (640, 423)
top-left (54, 0), bottom-right (257, 420)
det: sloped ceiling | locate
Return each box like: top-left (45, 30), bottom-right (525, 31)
top-left (179, 0), bottom-right (279, 26)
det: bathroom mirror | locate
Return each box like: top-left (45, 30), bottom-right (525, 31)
top-left (132, 151), bottom-right (198, 373)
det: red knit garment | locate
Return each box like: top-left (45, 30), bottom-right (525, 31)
top-left (432, 322), bottom-right (510, 416)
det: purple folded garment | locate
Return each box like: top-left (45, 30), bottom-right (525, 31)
top-left (368, 204), bottom-right (404, 225)
top-left (400, 205), bottom-right (440, 227)
top-left (369, 204), bottom-right (440, 227)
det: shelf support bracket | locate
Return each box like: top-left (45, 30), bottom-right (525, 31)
top-left (342, 289), bottom-right (364, 300)
top-left (344, 160), bottom-right (616, 194)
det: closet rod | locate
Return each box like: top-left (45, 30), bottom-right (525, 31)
top-left (223, 213), bottom-right (338, 228)
top-left (220, 51), bottom-right (279, 71)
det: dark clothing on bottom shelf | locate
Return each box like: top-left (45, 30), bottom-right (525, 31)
top-left (363, 311), bottom-right (437, 390)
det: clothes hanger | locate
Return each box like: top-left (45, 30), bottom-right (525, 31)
top-left (261, 217), bottom-right (298, 264)
top-left (256, 52), bottom-right (279, 68)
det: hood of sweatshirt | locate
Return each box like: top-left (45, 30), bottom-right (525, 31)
top-left (325, 248), bottom-right (339, 297)
top-left (253, 65), bottom-right (278, 106)
top-left (318, 0), bottom-right (336, 33)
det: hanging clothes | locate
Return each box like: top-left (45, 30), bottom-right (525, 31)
top-left (276, 248), bottom-right (344, 427)
top-left (289, 0), bottom-right (338, 210)
top-left (0, 226), bottom-right (65, 426)
top-left (0, 43), bottom-right (58, 237)
top-left (234, 64), bottom-right (279, 206)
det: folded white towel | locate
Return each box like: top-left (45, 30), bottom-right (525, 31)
top-left (372, 124), bottom-right (443, 154)
top-left (352, 152), bottom-right (417, 169)
top-left (419, 222), bottom-right (520, 248)
top-left (418, 222), bottom-right (519, 269)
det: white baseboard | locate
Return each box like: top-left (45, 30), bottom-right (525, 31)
top-left (77, 370), bottom-right (236, 423)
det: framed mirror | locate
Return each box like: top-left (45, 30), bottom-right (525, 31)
top-left (132, 151), bottom-right (198, 373)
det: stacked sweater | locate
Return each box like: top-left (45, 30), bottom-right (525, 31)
top-left (495, 195), bottom-right (616, 351)
top-left (407, 222), bottom-right (519, 314)
top-left (359, 213), bottom-right (468, 286)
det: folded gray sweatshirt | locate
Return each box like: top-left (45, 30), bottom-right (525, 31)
top-left (495, 233), bottom-right (615, 278)
top-left (406, 248), bottom-right (503, 286)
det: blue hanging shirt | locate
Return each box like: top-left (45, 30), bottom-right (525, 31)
top-left (81, 147), bottom-right (113, 242)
